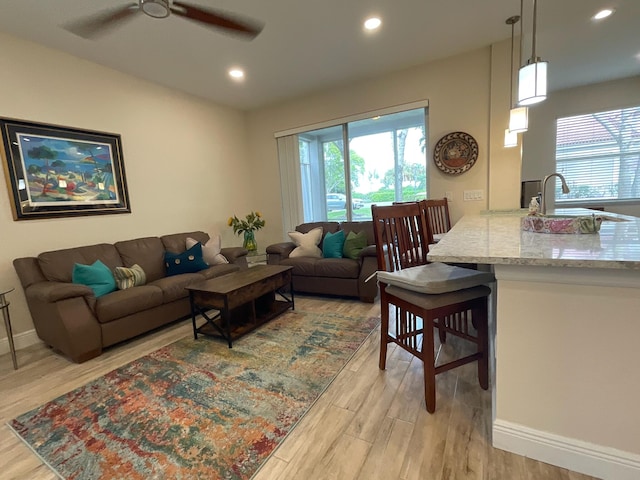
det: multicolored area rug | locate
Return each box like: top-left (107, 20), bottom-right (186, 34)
top-left (9, 308), bottom-right (379, 480)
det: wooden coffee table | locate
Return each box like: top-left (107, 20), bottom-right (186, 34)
top-left (186, 265), bottom-right (294, 347)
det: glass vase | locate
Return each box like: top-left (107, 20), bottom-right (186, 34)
top-left (243, 230), bottom-right (257, 252)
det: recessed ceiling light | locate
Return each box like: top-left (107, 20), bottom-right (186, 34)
top-left (364, 17), bottom-right (381, 31)
top-left (228, 68), bottom-right (245, 80)
top-left (593, 9), bottom-right (614, 20)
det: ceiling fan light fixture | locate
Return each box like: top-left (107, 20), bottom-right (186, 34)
top-left (141, 0), bottom-right (170, 19)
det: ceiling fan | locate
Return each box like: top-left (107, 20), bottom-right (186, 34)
top-left (65, 0), bottom-right (264, 40)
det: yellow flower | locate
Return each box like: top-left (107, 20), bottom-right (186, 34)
top-left (255, 211), bottom-right (261, 218)
top-left (227, 217), bottom-right (233, 226)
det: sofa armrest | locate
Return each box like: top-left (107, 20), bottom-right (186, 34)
top-left (266, 242), bottom-right (296, 264)
top-left (28, 281), bottom-right (94, 302)
top-left (22, 281), bottom-right (102, 362)
top-left (359, 244), bottom-right (378, 258)
top-left (221, 246), bottom-right (248, 266)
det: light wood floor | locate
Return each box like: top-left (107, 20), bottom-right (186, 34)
top-left (0, 295), bottom-right (598, 480)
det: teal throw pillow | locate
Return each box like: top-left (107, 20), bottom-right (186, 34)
top-left (343, 230), bottom-right (368, 260)
top-left (322, 230), bottom-right (346, 258)
top-left (165, 242), bottom-right (208, 276)
top-left (72, 260), bottom-right (117, 298)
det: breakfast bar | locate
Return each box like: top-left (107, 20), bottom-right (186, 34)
top-left (427, 208), bottom-right (640, 480)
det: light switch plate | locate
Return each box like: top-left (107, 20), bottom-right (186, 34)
top-left (463, 189), bottom-right (484, 201)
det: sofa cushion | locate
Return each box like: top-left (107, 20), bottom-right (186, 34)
top-left (314, 258), bottom-right (360, 279)
top-left (149, 273), bottom-right (204, 303)
top-left (186, 235), bottom-right (228, 265)
top-left (95, 285), bottom-right (164, 323)
top-left (39, 244), bottom-right (123, 283)
top-left (289, 227), bottom-right (323, 258)
top-left (114, 264), bottom-right (146, 290)
top-left (322, 230), bottom-right (345, 258)
top-left (72, 260), bottom-right (117, 298)
top-left (161, 231), bottom-right (209, 254)
top-left (114, 237), bottom-right (166, 283)
top-left (343, 230), bottom-right (368, 259)
top-left (281, 257), bottom-right (359, 279)
top-left (281, 257), bottom-right (318, 276)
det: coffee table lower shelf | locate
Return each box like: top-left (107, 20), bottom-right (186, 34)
top-left (192, 295), bottom-right (293, 346)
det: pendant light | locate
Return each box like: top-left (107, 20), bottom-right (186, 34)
top-left (504, 128), bottom-right (518, 148)
top-left (507, 15), bottom-right (528, 134)
top-left (518, 0), bottom-right (548, 106)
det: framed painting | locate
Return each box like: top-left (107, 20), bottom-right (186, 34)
top-left (0, 118), bottom-right (130, 220)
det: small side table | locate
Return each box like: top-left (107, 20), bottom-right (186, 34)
top-left (246, 251), bottom-right (268, 267)
top-left (1, 287), bottom-right (18, 370)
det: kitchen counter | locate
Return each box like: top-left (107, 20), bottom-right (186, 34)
top-left (427, 208), bottom-right (640, 269)
top-left (426, 208), bottom-right (640, 480)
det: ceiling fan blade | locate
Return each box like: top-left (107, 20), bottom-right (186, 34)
top-left (170, 1), bottom-right (264, 40)
top-left (64, 3), bottom-right (140, 39)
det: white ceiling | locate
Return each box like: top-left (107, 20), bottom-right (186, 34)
top-left (0, 0), bottom-right (638, 110)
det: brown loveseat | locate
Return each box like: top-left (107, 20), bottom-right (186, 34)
top-left (13, 231), bottom-right (247, 363)
top-left (266, 221), bottom-right (378, 303)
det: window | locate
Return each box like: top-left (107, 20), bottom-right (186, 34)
top-left (296, 107), bottom-right (427, 222)
top-left (555, 105), bottom-right (640, 204)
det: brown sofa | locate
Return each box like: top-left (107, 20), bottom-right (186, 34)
top-left (266, 221), bottom-right (378, 303)
top-left (13, 231), bottom-right (247, 363)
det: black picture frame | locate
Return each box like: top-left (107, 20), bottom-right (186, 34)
top-left (0, 118), bottom-right (131, 220)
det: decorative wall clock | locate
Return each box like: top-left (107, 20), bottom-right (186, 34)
top-left (433, 131), bottom-right (479, 175)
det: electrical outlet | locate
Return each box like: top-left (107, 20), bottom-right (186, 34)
top-left (463, 189), bottom-right (484, 201)
top-left (445, 191), bottom-right (453, 202)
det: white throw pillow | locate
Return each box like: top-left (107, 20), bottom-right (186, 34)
top-left (288, 227), bottom-right (323, 258)
top-left (186, 235), bottom-right (229, 265)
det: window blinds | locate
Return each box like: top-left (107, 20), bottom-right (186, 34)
top-left (555, 105), bottom-right (640, 202)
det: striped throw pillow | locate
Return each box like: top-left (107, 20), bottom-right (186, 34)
top-left (114, 264), bottom-right (146, 290)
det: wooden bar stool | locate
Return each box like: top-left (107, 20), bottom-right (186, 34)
top-left (371, 201), bottom-right (493, 412)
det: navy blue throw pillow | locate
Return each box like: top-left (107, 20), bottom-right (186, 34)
top-left (164, 242), bottom-right (208, 276)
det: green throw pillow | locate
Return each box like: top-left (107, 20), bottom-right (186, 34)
top-left (164, 242), bottom-right (208, 276)
top-left (343, 230), bottom-right (368, 260)
top-left (72, 260), bottom-right (117, 298)
top-left (322, 230), bottom-right (345, 258)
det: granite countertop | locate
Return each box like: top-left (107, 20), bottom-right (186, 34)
top-left (427, 208), bottom-right (640, 269)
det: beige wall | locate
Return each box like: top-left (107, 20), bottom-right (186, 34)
top-left (0, 32), bottom-right (252, 340)
top-left (522, 75), bottom-right (640, 216)
top-left (246, 44), bottom-right (522, 246)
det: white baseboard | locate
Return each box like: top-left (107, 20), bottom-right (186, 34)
top-left (493, 419), bottom-right (640, 480)
top-left (0, 329), bottom-right (41, 356)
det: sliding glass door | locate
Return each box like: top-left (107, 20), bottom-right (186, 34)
top-left (297, 107), bottom-right (427, 222)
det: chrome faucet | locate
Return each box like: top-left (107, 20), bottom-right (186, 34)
top-left (540, 173), bottom-right (570, 215)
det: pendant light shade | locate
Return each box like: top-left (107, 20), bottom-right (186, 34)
top-left (504, 14), bottom-right (527, 147)
top-left (518, 59), bottom-right (547, 105)
top-left (504, 128), bottom-right (518, 148)
top-left (518, 0), bottom-right (547, 106)
top-left (509, 106), bottom-right (529, 133)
